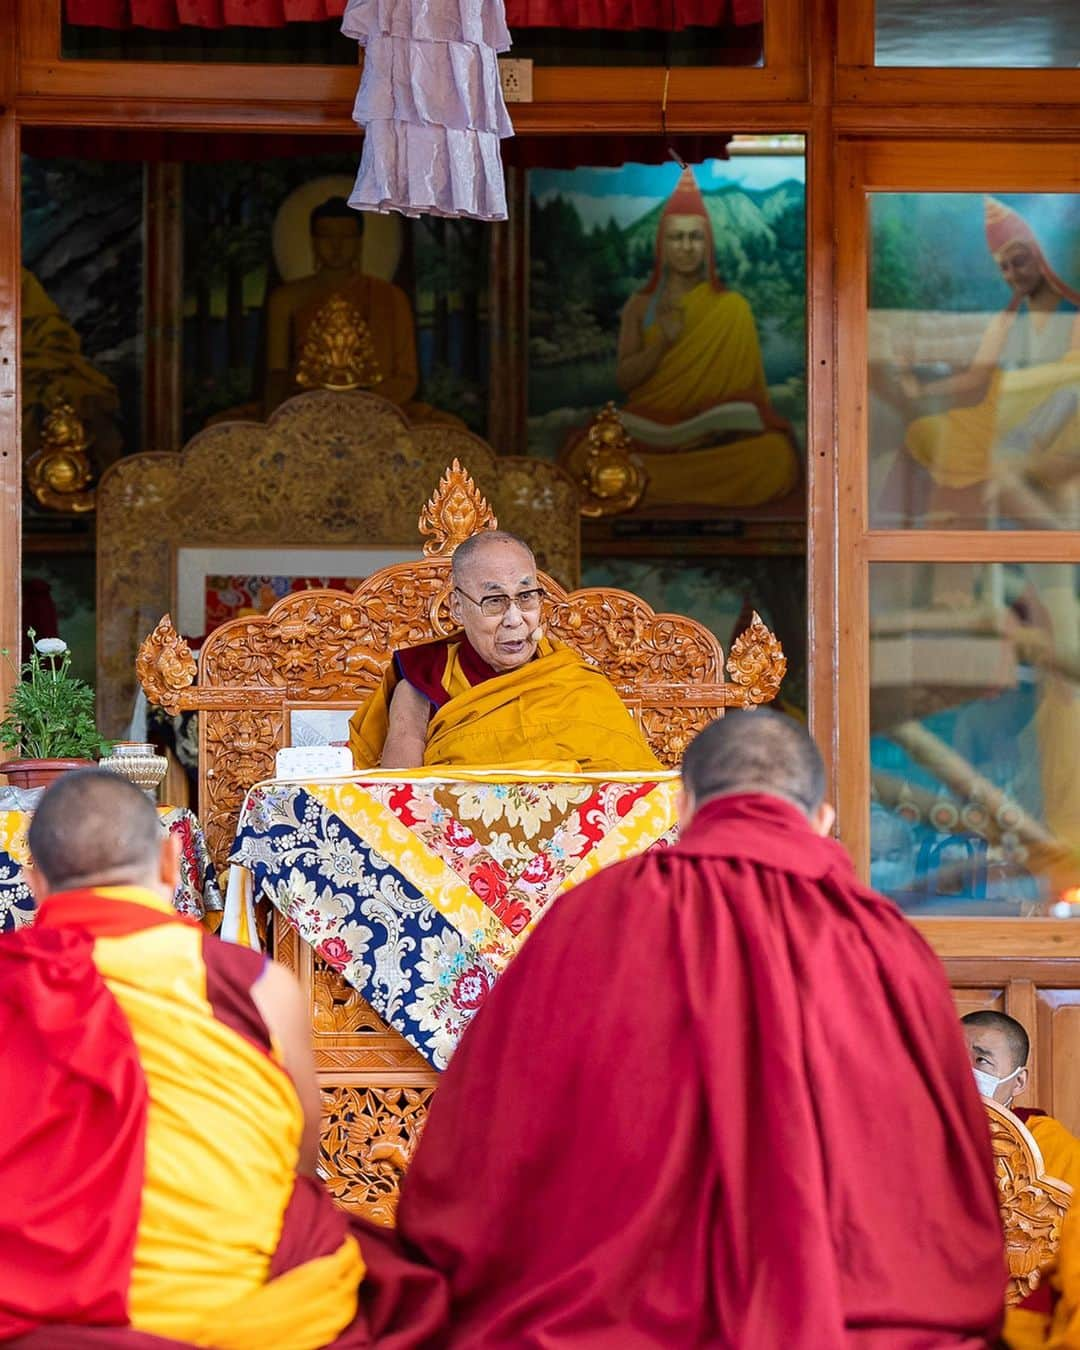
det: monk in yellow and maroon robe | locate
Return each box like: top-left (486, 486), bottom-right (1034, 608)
top-left (0, 772), bottom-right (444, 1348)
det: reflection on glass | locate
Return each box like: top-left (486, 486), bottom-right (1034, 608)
top-left (876, 0), bottom-right (1080, 68)
top-left (869, 192), bottom-right (1080, 532)
top-left (869, 562), bottom-right (1080, 916)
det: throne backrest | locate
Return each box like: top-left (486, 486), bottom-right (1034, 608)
top-left (98, 389), bottom-right (580, 738)
top-left (138, 462), bottom-right (786, 867)
top-left (984, 1097), bottom-right (1073, 1307)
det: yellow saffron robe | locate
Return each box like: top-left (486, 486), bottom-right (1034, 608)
top-left (21, 885), bottom-right (364, 1349)
top-left (625, 283), bottom-right (799, 508)
top-left (1003, 1114), bottom-right (1080, 1350)
top-left (350, 635), bottom-right (662, 773)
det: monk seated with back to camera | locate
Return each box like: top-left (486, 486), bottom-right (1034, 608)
top-left (0, 769), bottom-right (444, 1349)
top-left (349, 529), bottom-right (662, 772)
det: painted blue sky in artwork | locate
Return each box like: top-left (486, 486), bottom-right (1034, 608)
top-left (531, 156), bottom-right (806, 232)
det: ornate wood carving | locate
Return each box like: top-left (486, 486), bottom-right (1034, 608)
top-left (558, 401), bottom-right (647, 518)
top-left (985, 1099), bottom-right (1073, 1306)
top-left (727, 611), bottom-right (788, 706)
top-left (136, 613), bottom-right (197, 715)
top-left (418, 458), bottom-right (497, 555)
top-left (98, 389), bottom-right (579, 736)
top-left (319, 1085), bottom-right (435, 1226)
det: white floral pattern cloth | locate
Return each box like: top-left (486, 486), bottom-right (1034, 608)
top-left (0, 807), bottom-right (223, 932)
top-left (230, 775), bottom-right (679, 1068)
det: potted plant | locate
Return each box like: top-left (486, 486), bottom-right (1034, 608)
top-left (0, 632), bottom-right (111, 789)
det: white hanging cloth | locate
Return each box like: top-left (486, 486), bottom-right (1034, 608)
top-left (342, 0), bottom-right (515, 221)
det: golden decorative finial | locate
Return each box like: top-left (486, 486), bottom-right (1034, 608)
top-left (558, 402), bottom-right (647, 518)
top-left (296, 294), bottom-right (383, 392)
top-left (25, 399), bottom-right (96, 514)
top-left (726, 612), bottom-right (787, 706)
top-left (417, 460), bottom-right (498, 558)
top-left (136, 614), bottom-right (197, 715)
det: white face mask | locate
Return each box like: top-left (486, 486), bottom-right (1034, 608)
top-left (972, 1064), bottom-right (1023, 1100)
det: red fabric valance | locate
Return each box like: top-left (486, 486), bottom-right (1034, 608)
top-left (23, 126), bottom-right (731, 170)
top-left (65, 0), bottom-right (761, 27)
top-left (64, 0), bottom-right (345, 27)
top-left (503, 0), bottom-right (762, 26)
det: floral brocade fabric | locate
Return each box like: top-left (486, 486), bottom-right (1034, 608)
top-left (231, 776), bottom-right (678, 1068)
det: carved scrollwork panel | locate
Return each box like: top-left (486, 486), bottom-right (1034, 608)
top-left (312, 958), bottom-right (431, 1071)
top-left (726, 611), bottom-right (788, 706)
top-left (102, 390), bottom-right (578, 735)
top-left (640, 706), bottom-right (722, 769)
top-left (545, 588), bottom-right (725, 688)
top-left (201, 707), bottom-right (284, 868)
top-left (985, 1100), bottom-right (1073, 1306)
top-left (319, 1085), bottom-right (436, 1225)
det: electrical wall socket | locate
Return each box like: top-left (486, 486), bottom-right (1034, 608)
top-left (499, 58), bottom-right (534, 103)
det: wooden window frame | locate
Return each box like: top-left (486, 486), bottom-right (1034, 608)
top-left (836, 138), bottom-right (1080, 886)
top-left (837, 0), bottom-right (1080, 108)
top-left (18, 0), bottom-right (808, 130)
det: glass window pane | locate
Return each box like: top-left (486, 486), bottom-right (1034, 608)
top-left (869, 561), bottom-right (1080, 916)
top-left (876, 0), bottom-right (1080, 68)
top-left (869, 192), bottom-right (1080, 531)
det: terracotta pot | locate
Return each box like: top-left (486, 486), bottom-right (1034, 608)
top-left (0, 758), bottom-right (96, 790)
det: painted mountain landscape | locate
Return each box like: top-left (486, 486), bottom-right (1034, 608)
top-left (527, 155), bottom-right (807, 456)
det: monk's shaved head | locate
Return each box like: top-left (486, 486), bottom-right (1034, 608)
top-left (28, 768), bottom-right (166, 891)
top-left (451, 530), bottom-right (534, 582)
top-left (681, 708), bottom-right (826, 818)
top-left (961, 1011), bottom-right (1030, 1071)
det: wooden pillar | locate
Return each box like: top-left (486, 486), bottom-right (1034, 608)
top-left (806, 0), bottom-right (838, 822)
top-left (143, 162), bottom-right (185, 452)
top-left (486, 165), bottom-right (528, 455)
top-left (0, 0), bottom-right (21, 706)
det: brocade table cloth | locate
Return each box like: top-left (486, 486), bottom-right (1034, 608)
top-left (227, 772), bottom-right (679, 1068)
top-left (0, 806), bottom-right (224, 933)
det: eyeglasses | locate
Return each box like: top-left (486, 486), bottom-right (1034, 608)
top-left (454, 586), bottom-right (545, 619)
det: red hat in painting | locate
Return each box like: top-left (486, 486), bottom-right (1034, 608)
top-left (984, 195), bottom-right (1080, 306)
top-left (641, 167), bottom-right (723, 295)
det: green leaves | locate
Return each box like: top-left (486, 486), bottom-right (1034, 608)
top-left (0, 631), bottom-right (111, 761)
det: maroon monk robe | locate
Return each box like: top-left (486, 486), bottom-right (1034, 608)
top-left (393, 793), bottom-right (1006, 1349)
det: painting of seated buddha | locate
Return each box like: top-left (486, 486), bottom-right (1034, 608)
top-left (614, 167), bottom-right (800, 509)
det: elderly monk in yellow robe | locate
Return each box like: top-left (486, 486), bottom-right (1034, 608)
top-left (350, 530), bottom-right (661, 772)
top-left (265, 196), bottom-right (419, 414)
top-left (614, 167), bottom-right (799, 509)
top-left (898, 197), bottom-right (1080, 529)
top-left (961, 1011), bottom-right (1080, 1350)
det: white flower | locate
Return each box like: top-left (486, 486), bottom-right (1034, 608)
top-left (34, 638), bottom-right (68, 656)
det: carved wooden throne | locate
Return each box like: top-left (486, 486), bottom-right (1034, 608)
top-left (137, 461), bottom-right (787, 1221)
top-left (986, 1099), bottom-right (1073, 1308)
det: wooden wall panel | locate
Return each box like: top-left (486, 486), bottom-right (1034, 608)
top-left (0, 0), bottom-right (20, 706)
top-left (951, 988), bottom-right (1005, 1019)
